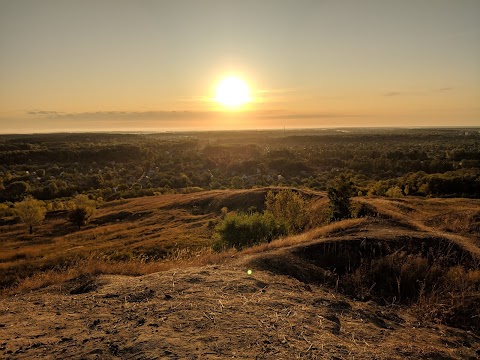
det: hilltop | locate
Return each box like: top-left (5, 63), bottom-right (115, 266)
top-left (1, 189), bottom-right (479, 359)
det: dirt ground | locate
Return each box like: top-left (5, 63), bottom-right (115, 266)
top-left (1, 263), bottom-right (479, 359)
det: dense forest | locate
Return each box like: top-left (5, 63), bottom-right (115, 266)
top-left (1, 128), bottom-right (479, 206)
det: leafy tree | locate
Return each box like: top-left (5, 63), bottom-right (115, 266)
top-left (231, 176), bottom-right (245, 189)
top-left (14, 196), bottom-right (47, 234)
top-left (265, 189), bottom-right (309, 234)
top-left (5, 181), bottom-right (30, 201)
top-left (68, 194), bottom-right (96, 229)
top-left (327, 175), bottom-right (355, 221)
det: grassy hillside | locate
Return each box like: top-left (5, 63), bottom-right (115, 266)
top-left (0, 188), bottom-right (274, 290)
top-left (1, 188), bottom-right (480, 358)
top-left (1, 189), bottom-right (479, 291)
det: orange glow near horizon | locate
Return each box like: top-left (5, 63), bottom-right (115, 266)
top-left (1, 2), bottom-right (479, 132)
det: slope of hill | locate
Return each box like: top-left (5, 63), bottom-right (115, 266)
top-left (1, 262), bottom-right (478, 359)
top-left (1, 189), bottom-right (479, 359)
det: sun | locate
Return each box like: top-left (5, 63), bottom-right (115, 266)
top-left (215, 76), bottom-right (251, 108)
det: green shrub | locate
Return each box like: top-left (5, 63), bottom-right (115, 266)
top-left (213, 212), bottom-right (287, 251)
top-left (212, 189), bottom-right (310, 251)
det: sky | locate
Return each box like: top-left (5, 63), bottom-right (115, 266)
top-left (1, 0), bottom-right (479, 133)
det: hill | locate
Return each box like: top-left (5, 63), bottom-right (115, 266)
top-left (1, 189), bottom-right (479, 359)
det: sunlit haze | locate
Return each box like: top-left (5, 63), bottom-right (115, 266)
top-left (1, 0), bottom-right (479, 133)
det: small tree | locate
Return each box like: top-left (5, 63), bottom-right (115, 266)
top-left (327, 175), bottom-right (355, 222)
top-left (265, 189), bottom-right (309, 234)
top-left (68, 194), bottom-right (96, 229)
top-left (14, 196), bottom-right (47, 234)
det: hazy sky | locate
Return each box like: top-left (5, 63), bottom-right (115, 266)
top-left (1, 0), bottom-right (479, 132)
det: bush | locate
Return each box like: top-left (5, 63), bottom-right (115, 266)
top-left (327, 175), bottom-right (355, 222)
top-left (68, 194), bottom-right (96, 229)
top-left (68, 207), bottom-right (94, 229)
top-left (351, 202), bottom-right (376, 218)
top-left (386, 185), bottom-right (404, 197)
top-left (265, 189), bottom-right (309, 234)
top-left (213, 212), bottom-right (287, 250)
top-left (212, 189), bottom-right (311, 251)
top-left (0, 203), bottom-right (14, 218)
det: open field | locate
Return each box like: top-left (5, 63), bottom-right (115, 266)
top-left (1, 189), bottom-right (480, 358)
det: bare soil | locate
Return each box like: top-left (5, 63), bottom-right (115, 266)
top-left (2, 263), bottom-right (479, 359)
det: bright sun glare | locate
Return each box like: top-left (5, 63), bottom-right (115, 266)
top-left (215, 76), bottom-right (251, 108)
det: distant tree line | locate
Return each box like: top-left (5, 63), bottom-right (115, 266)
top-left (0, 129), bottom-right (479, 204)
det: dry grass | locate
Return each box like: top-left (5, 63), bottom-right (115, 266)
top-left (241, 217), bottom-right (368, 256)
top-left (8, 246), bottom-right (240, 295)
top-left (358, 196), bottom-right (480, 257)
top-left (0, 189), bottom-right (270, 293)
top-left (1, 189), bottom-right (480, 358)
top-left (2, 189), bottom-right (479, 303)
top-left (1, 187), bottom-right (325, 294)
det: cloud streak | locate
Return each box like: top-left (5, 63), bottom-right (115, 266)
top-left (26, 109), bottom-right (362, 123)
top-left (383, 87), bottom-right (454, 97)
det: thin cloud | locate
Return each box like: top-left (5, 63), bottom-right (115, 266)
top-left (27, 110), bottom-right (65, 116)
top-left (384, 91), bottom-right (402, 97)
top-left (383, 87), bottom-right (454, 97)
top-left (26, 109), bottom-right (363, 123)
top-left (258, 111), bottom-right (364, 120)
top-left (27, 110), bottom-right (216, 122)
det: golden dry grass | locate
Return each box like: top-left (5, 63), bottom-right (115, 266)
top-left (357, 196), bottom-right (480, 257)
top-left (1, 189), bottom-right (480, 358)
top-left (0, 188), bottom-right (306, 293)
top-left (1, 189), bottom-right (479, 296)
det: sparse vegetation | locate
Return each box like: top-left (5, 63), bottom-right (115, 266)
top-left (339, 251), bottom-right (480, 333)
